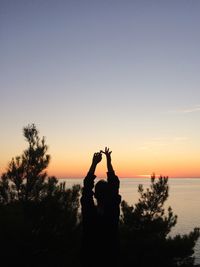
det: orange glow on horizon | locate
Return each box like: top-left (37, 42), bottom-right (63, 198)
top-left (1, 143), bottom-right (200, 179)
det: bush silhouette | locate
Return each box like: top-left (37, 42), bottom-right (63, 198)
top-left (120, 175), bottom-right (200, 267)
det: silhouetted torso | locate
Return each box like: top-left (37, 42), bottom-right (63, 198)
top-left (81, 171), bottom-right (121, 267)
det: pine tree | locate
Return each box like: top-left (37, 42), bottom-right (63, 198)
top-left (120, 175), bottom-right (200, 267)
top-left (0, 124), bottom-right (81, 267)
top-left (0, 124), bottom-right (50, 203)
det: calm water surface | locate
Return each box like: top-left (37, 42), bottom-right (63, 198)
top-left (61, 178), bottom-right (200, 264)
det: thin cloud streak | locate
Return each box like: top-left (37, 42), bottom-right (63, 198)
top-left (169, 105), bottom-right (200, 114)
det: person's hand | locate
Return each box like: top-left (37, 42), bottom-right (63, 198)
top-left (92, 152), bottom-right (102, 165)
top-left (101, 147), bottom-right (112, 162)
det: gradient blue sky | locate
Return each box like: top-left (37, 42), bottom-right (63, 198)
top-left (1, 0), bottom-right (200, 178)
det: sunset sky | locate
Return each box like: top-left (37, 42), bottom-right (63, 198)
top-left (1, 0), bottom-right (200, 178)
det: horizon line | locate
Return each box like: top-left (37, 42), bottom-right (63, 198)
top-left (57, 176), bottom-right (200, 179)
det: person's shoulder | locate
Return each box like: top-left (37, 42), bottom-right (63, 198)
top-left (109, 194), bottom-right (121, 204)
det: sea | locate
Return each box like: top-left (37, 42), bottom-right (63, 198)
top-left (61, 178), bottom-right (200, 264)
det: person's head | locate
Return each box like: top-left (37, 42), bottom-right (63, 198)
top-left (94, 180), bottom-right (109, 204)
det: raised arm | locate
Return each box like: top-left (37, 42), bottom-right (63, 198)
top-left (101, 147), bottom-right (121, 228)
top-left (88, 152), bottom-right (102, 175)
top-left (101, 147), bottom-right (114, 172)
top-left (81, 152), bottom-right (102, 209)
top-left (101, 147), bottom-right (120, 192)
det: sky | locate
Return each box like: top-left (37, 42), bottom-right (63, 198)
top-left (1, 0), bottom-right (200, 178)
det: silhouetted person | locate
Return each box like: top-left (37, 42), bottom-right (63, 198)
top-left (81, 147), bottom-right (121, 267)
